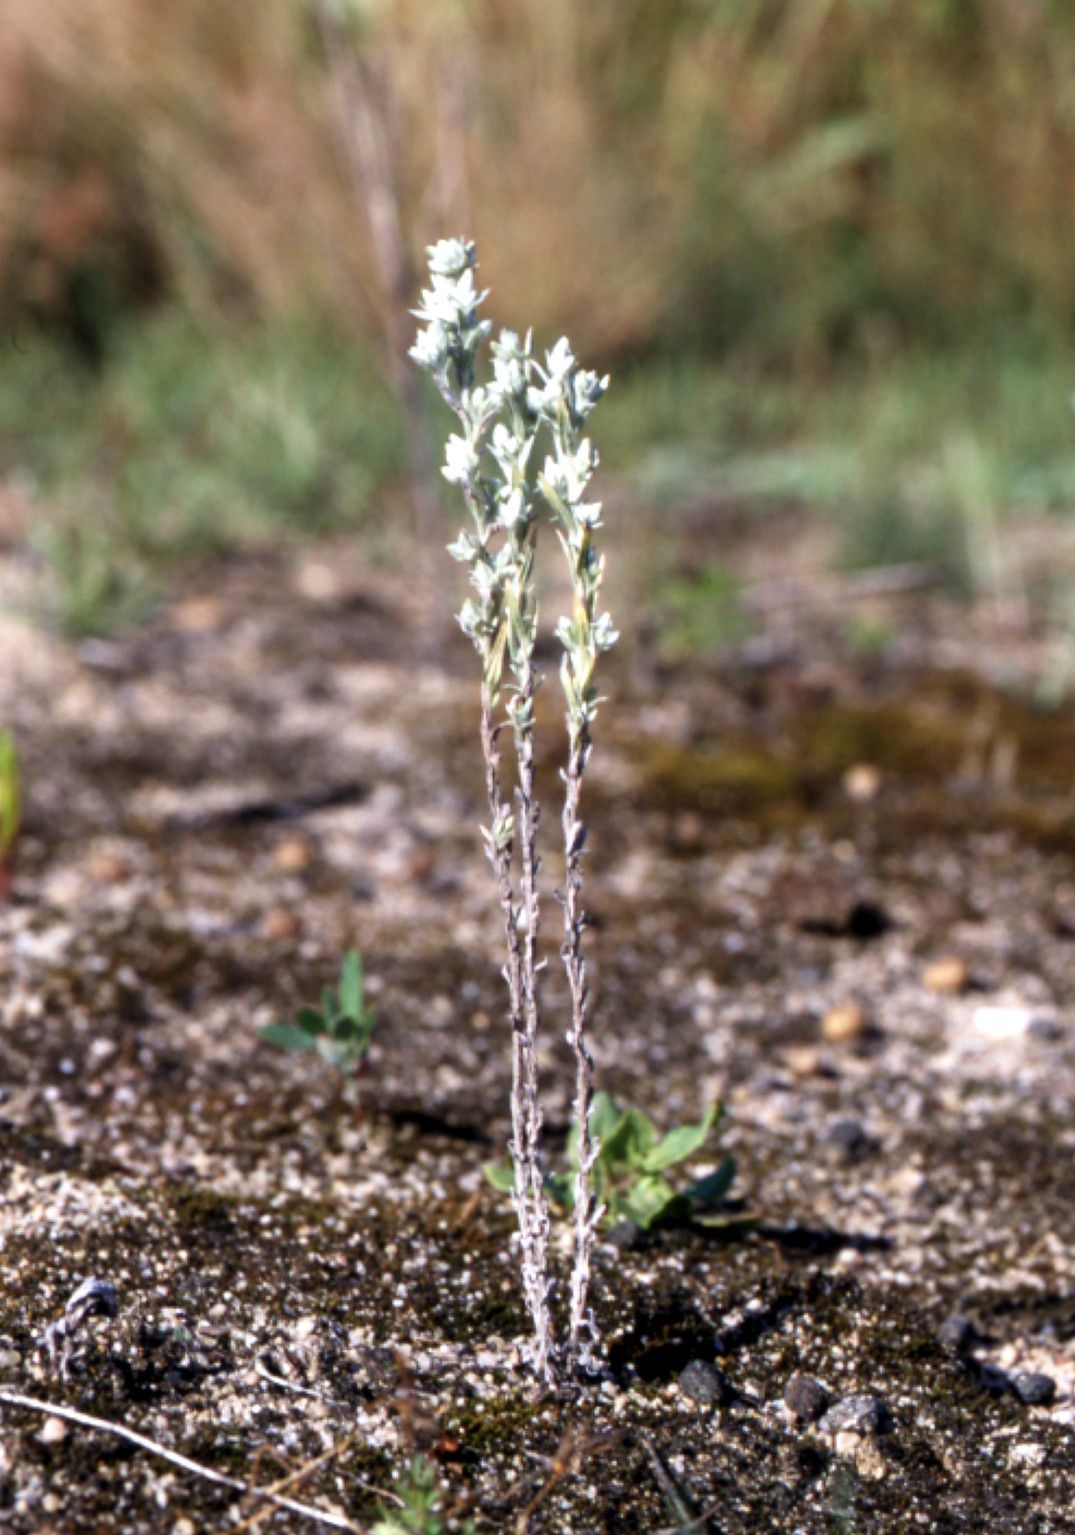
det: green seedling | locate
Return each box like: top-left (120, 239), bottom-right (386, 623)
top-left (260, 951), bottom-right (376, 1094)
top-left (0, 731), bottom-right (20, 858)
top-left (0, 731), bottom-right (21, 899)
top-left (486, 1093), bottom-right (737, 1231)
top-left (372, 1456), bottom-right (474, 1535)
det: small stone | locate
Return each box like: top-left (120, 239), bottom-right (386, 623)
top-left (923, 957), bottom-right (968, 995)
top-left (42, 1493), bottom-right (61, 1513)
top-left (818, 1394), bottom-right (891, 1436)
top-left (1009, 1441), bottom-right (1047, 1468)
top-left (937, 1314), bottom-right (979, 1354)
top-left (783, 1045), bottom-right (821, 1078)
top-left (174, 1520), bottom-right (198, 1535)
top-left (854, 1436), bottom-right (887, 1479)
top-left (977, 1362), bottom-right (1011, 1395)
top-left (171, 595), bottom-right (224, 634)
top-left (972, 1005), bottom-right (1034, 1041)
top-left (677, 1359), bottom-right (733, 1407)
top-left (39, 1417), bottom-right (67, 1445)
top-left (784, 1373), bottom-right (830, 1423)
top-left (828, 1119), bottom-right (875, 1160)
top-left (821, 1004), bottom-right (866, 1044)
top-left (605, 1219), bottom-right (645, 1252)
top-left (261, 907), bottom-right (301, 942)
top-left (0, 1347), bottom-right (19, 1370)
top-left (670, 812), bottom-right (705, 853)
top-left (273, 837), bottom-right (312, 874)
top-left (1011, 1371), bottom-right (1057, 1407)
top-left (88, 852), bottom-right (130, 884)
top-left (843, 763), bottom-right (881, 803)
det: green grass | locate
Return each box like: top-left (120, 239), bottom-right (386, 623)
top-left (602, 338), bottom-right (1075, 594)
top-left (1, 310), bottom-right (405, 634)
top-left (5, 305), bottom-right (1073, 645)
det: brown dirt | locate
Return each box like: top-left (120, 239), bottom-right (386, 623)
top-left (0, 535), bottom-right (1073, 1532)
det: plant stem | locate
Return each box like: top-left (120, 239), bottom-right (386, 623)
top-left (480, 681), bottom-right (556, 1384)
top-left (511, 663), bottom-right (555, 1371)
top-left (561, 720), bottom-right (600, 1371)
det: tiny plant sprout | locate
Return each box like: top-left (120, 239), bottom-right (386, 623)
top-left (486, 1095), bottom-right (736, 1232)
top-left (260, 951), bottom-right (376, 1098)
top-left (411, 238), bottom-right (614, 1382)
top-left (0, 729), bottom-right (21, 898)
top-left (372, 1456), bottom-right (475, 1535)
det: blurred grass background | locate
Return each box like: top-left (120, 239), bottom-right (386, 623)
top-left (2, 0), bottom-right (1075, 638)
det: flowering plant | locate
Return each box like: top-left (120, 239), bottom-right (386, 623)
top-left (411, 239), bottom-right (614, 1382)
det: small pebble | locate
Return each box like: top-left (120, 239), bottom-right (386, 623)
top-left (273, 837), bottom-right (312, 874)
top-left (88, 852), bottom-right (130, 884)
top-left (39, 1417), bottom-right (67, 1446)
top-left (261, 907), bottom-right (301, 942)
top-left (937, 1314), bottom-right (979, 1354)
top-left (783, 1045), bottom-right (821, 1078)
top-left (821, 1004), bottom-right (866, 1044)
top-left (171, 595), bottom-right (224, 634)
top-left (1011, 1371), bottom-right (1057, 1407)
top-left (977, 1362), bottom-right (1011, 1395)
top-left (1027, 1016), bottom-right (1063, 1042)
top-left (818, 1394), bottom-right (891, 1436)
top-left (972, 1005), bottom-right (1033, 1041)
top-left (923, 956), bottom-right (968, 995)
top-left (828, 1119), bottom-right (875, 1160)
top-left (843, 763), bottom-right (881, 802)
top-left (784, 1373), bottom-right (830, 1423)
top-left (1009, 1442), bottom-right (1047, 1468)
top-left (677, 1359), bottom-right (732, 1407)
top-left (854, 1436), bottom-right (887, 1479)
top-left (605, 1220), bottom-right (645, 1252)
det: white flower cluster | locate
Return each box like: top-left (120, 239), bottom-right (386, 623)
top-left (410, 238), bottom-right (615, 716)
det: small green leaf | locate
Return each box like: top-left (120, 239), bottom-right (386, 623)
top-left (482, 1161), bottom-right (516, 1193)
top-left (338, 951), bottom-right (364, 1020)
top-left (588, 1091), bottom-right (623, 1144)
top-left (295, 1007), bottom-right (326, 1036)
top-left (544, 1171), bottom-right (575, 1211)
top-left (622, 1174), bottom-right (678, 1229)
top-left (641, 1104), bottom-right (717, 1173)
top-left (259, 1023), bottom-right (318, 1053)
top-left (602, 1107), bottom-right (657, 1169)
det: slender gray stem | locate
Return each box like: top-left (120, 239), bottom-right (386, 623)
top-left (480, 684), bottom-right (555, 1384)
top-left (512, 665), bottom-right (555, 1362)
top-left (561, 726), bottom-right (600, 1370)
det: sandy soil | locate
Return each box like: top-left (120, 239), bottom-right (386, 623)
top-left (0, 533), bottom-right (1073, 1531)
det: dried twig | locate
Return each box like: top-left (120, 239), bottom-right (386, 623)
top-left (639, 1433), bottom-right (720, 1535)
top-left (513, 1427), bottom-right (618, 1534)
top-left (231, 1428), bottom-right (374, 1535)
top-left (252, 1354), bottom-right (350, 1409)
top-left (0, 1387), bottom-right (358, 1532)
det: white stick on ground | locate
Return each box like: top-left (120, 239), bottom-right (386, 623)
top-left (0, 1386), bottom-right (358, 1532)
